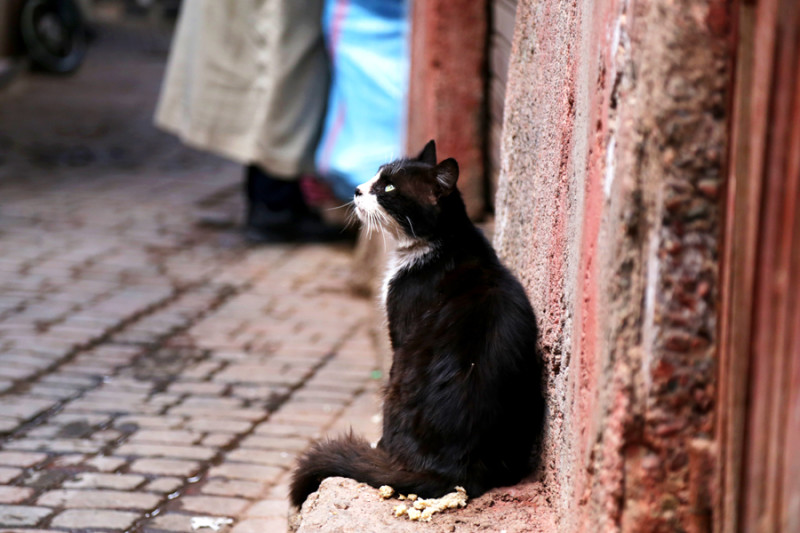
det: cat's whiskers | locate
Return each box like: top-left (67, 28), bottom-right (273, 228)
top-left (327, 201), bottom-right (354, 211)
top-left (344, 205), bottom-right (360, 230)
top-left (352, 189), bottom-right (403, 250)
top-left (371, 210), bottom-right (388, 248)
top-left (405, 216), bottom-right (417, 239)
top-left (361, 208), bottom-right (384, 241)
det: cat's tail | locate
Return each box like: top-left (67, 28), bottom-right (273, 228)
top-left (289, 432), bottom-right (456, 507)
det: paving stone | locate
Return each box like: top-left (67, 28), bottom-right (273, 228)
top-left (279, 402), bottom-right (347, 418)
top-left (48, 412), bottom-right (111, 427)
top-left (183, 418), bottom-right (252, 434)
top-left (25, 384), bottom-right (83, 400)
top-left (269, 411), bottom-right (339, 427)
top-left (84, 455), bottom-right (127, 472)
top-left (146, 512), bottom-right (212, 532)
top-left (0, 452), bottom-right (49, 468)
top-left (201, 479), bottom-right (267, 499)
top-left (116, 443), bottom-right (216, 461)
top-left (180, 362), bottom-right (224, 380)
top-left (213, 365), bottom-right (307, 385)
top-left (0, 467), bottom-right (23, 484)
top-left (233, 517), bottom-right (287, 533)
top-left (40, 374), bottom-right (97, 387)
top-left (303, 376), bottom-right (368, 393)
top-left (115, 415), bottom-right (184, 430)
top-left (0, 505), bottom-right (53, 526)
top-left (0, 365), bottom-right (39, 380)
top-left (238, 436), bottom-right (309, 452)
top-left (168, 406), bottom-right (265, 421)
top-left (245, 498), bottom-right (290, 518)
top-left (63, 472), bottom-right (146, 490)
top-left (201, 433), bottom-right (238, 448)
top-left (50, 454), bottom-right (87, 467)
top-left (0, 527), bottom-right (64, 533)
top-left (81, 390), bottom-right (149, 405)
top-left (92, 429), bottom-right (125, 442)
top-left (24, 425), bottom-right (60, 439)
top-left (0, 486), bottom-right (34, 504)
top-left (66, 398), bottom-right (158, 414)
top-left (0, 418), bottom-right (21, 433)
top-left (178, 397), bottom-right (243, 409)
top-left (37, 489), bottom-right (160, 510)
top-left (176, 495), bottom-right (250, 516)
top-left (147, 393), bottom-right (183, 408)
top-left (252, 422), bottom-right (321, 438)
top-left (50, 509), bottom-right (140, 529)
top-left (130, 458), bottom-right (201, 477)
top-left (326, 386), bottom-right (383, 442)
top-left (100, 377), bottom-right (152, 392)
top-left (231, 384), bottom-right (290, 400)
top-left (206, 464), bottom-right (283, 483)
top-left (265, 479), bottom-right (291, 500)
top-left (144, 477), bottom-right (184, 494)
top-left (128, 430), bottom-right (203, 445)
top-left (168, 381), bottom-right (227, 395)
top-left (4, 438), bottom-right (102, 454)
top-left (225, 449), bottom-right (295, 468)
top-left (293, 388), bottom-right (359, 402)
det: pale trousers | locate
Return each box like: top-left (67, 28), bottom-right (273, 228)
top-left (155, 0), bottom-right (329, 179)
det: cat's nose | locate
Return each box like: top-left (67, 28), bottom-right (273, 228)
top-left (354, 188), bottom-right (362, 197)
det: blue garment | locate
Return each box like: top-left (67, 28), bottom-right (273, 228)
top-left (316, 0), bottom-right (409, 200)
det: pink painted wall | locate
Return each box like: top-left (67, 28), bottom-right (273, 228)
top-left (494, 0), bottom-right (732, 529)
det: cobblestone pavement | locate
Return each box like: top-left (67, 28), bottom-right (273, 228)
top-left (0, 16), bottom-right (381, 533)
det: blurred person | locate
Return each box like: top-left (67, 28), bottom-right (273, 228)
top-left (155, 0), bottom-right (341, 242)
top-left (314, 0), bottom-right (408, 201)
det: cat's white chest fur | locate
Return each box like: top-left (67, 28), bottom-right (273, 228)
top-left (381, 240), bottom-right (433, 307)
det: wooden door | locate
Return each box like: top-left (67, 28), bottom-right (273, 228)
top-left (717, 0), bottom-right (800, 531)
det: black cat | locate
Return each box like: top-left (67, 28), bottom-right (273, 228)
top-left (290, 140), bottom-right (544, 507)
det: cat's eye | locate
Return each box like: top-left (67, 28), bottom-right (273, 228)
top-left (384, 184), bottom-right (396, 192)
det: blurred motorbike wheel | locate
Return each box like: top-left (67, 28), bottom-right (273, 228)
top-left (20, 0), bottom-right (87, 74)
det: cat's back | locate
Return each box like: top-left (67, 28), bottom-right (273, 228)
top-left (415, 226), bottom-right (537, 348)
top-left (440, 226), bottom-right (530, 305)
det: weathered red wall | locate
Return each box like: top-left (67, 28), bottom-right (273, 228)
top-left (717, 1), bottom-right (800, 531)
top-left (494, 0), bottom-right (732, 530)
top-left (406, 0), bottom-right (487, 219)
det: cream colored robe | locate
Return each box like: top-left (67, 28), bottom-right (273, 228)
top-left (155, 0), bottom-right (328, 178)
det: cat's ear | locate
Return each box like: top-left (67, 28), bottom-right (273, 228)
top-left (417, 140), bottom-right (437, 165)
top-left (435, 158), bottom-right (459, 194)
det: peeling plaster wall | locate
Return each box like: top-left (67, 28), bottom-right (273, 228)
top-left (494, 0), bottom-right (732, 530)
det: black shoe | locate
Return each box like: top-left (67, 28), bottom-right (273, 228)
top-left (244, 166), bottom-right (351, 244)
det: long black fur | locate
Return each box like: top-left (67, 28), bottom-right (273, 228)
top-left (290, 140), bottom-right (544, 507)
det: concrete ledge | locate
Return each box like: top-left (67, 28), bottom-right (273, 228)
top-left (293, 477), bottom-right (556, 533)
